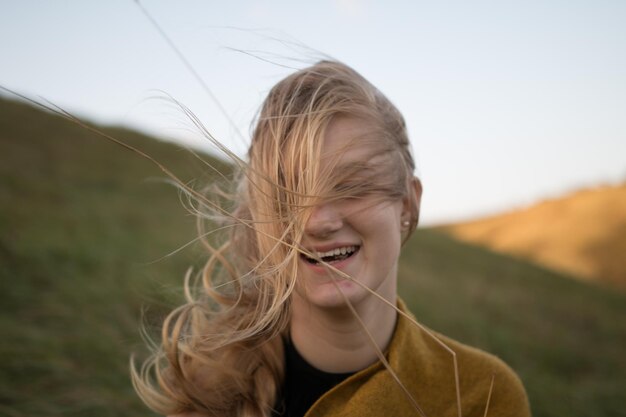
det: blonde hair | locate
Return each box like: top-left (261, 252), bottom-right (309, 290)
top-left (131, 60), bottom-right (419, 417)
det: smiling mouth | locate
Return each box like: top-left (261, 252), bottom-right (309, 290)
top-left (301, 246), bottom-right (360, 265)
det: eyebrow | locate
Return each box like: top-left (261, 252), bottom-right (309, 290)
top-left (334, 157), bottom-right (387, 172)
top-left (335, 161), bottom-right (367, 170)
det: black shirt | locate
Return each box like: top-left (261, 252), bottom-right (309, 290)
top-left (274, 339), bottom-right (355, 417)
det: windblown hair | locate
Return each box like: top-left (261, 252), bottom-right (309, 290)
top-left (131, 60), bottom-right (419, 417)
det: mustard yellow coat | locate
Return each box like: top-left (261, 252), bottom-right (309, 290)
top-left (303, 301), bottom-right (531, 417)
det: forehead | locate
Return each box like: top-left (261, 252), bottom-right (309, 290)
top-left (322, 116), bottom-right (379, 167)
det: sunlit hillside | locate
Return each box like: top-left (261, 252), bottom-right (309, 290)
top-left (441, 184), bottom-right (626, 289)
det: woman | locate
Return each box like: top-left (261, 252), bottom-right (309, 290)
top-left (132, 60), bottom-right (531, 417)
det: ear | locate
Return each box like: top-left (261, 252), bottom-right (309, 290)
top-left (401, 177), bottom-right (423, 230)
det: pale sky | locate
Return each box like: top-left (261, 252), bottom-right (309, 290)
top-left (2, 1), bottom-right (625, 225)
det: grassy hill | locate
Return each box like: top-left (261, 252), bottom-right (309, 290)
top-left (440, 184), bottom-right (626, 290)
top-left (1, 96), bottom-right (625, 417)
top-left (0, 96), bottom-right (230, 416)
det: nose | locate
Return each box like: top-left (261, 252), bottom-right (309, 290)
top-left (304, 202), bottom-right (343, 239)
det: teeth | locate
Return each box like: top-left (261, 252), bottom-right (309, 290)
top-left (315, 246), bottom-right (356, 258)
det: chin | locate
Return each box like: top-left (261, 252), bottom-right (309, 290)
top-left (296, 278), bottom-right (370, 310)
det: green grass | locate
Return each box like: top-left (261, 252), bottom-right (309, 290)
top-left (0, 96), bottom-right (226, 416)
top-left (398, 230), bottom-right (626, 417)
top-left (1, 96), bottom-right (625, 416)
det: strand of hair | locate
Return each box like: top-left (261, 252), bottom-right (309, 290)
top-left (331, 279), bottom-right (428, 417)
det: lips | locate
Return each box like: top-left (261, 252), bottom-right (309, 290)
top-left (301, 245), bottom-right (360, 265)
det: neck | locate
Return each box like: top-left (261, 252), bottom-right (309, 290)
top-left (289, 292), bottom-right (398, 373)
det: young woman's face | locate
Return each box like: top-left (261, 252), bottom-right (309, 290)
top-left (295, 116), bottom-right (409, 309)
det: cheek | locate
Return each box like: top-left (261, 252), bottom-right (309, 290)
top-left (357, 202), bottom-right (402, 231)
top-left (353, 203), bottom-right (403, 250)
